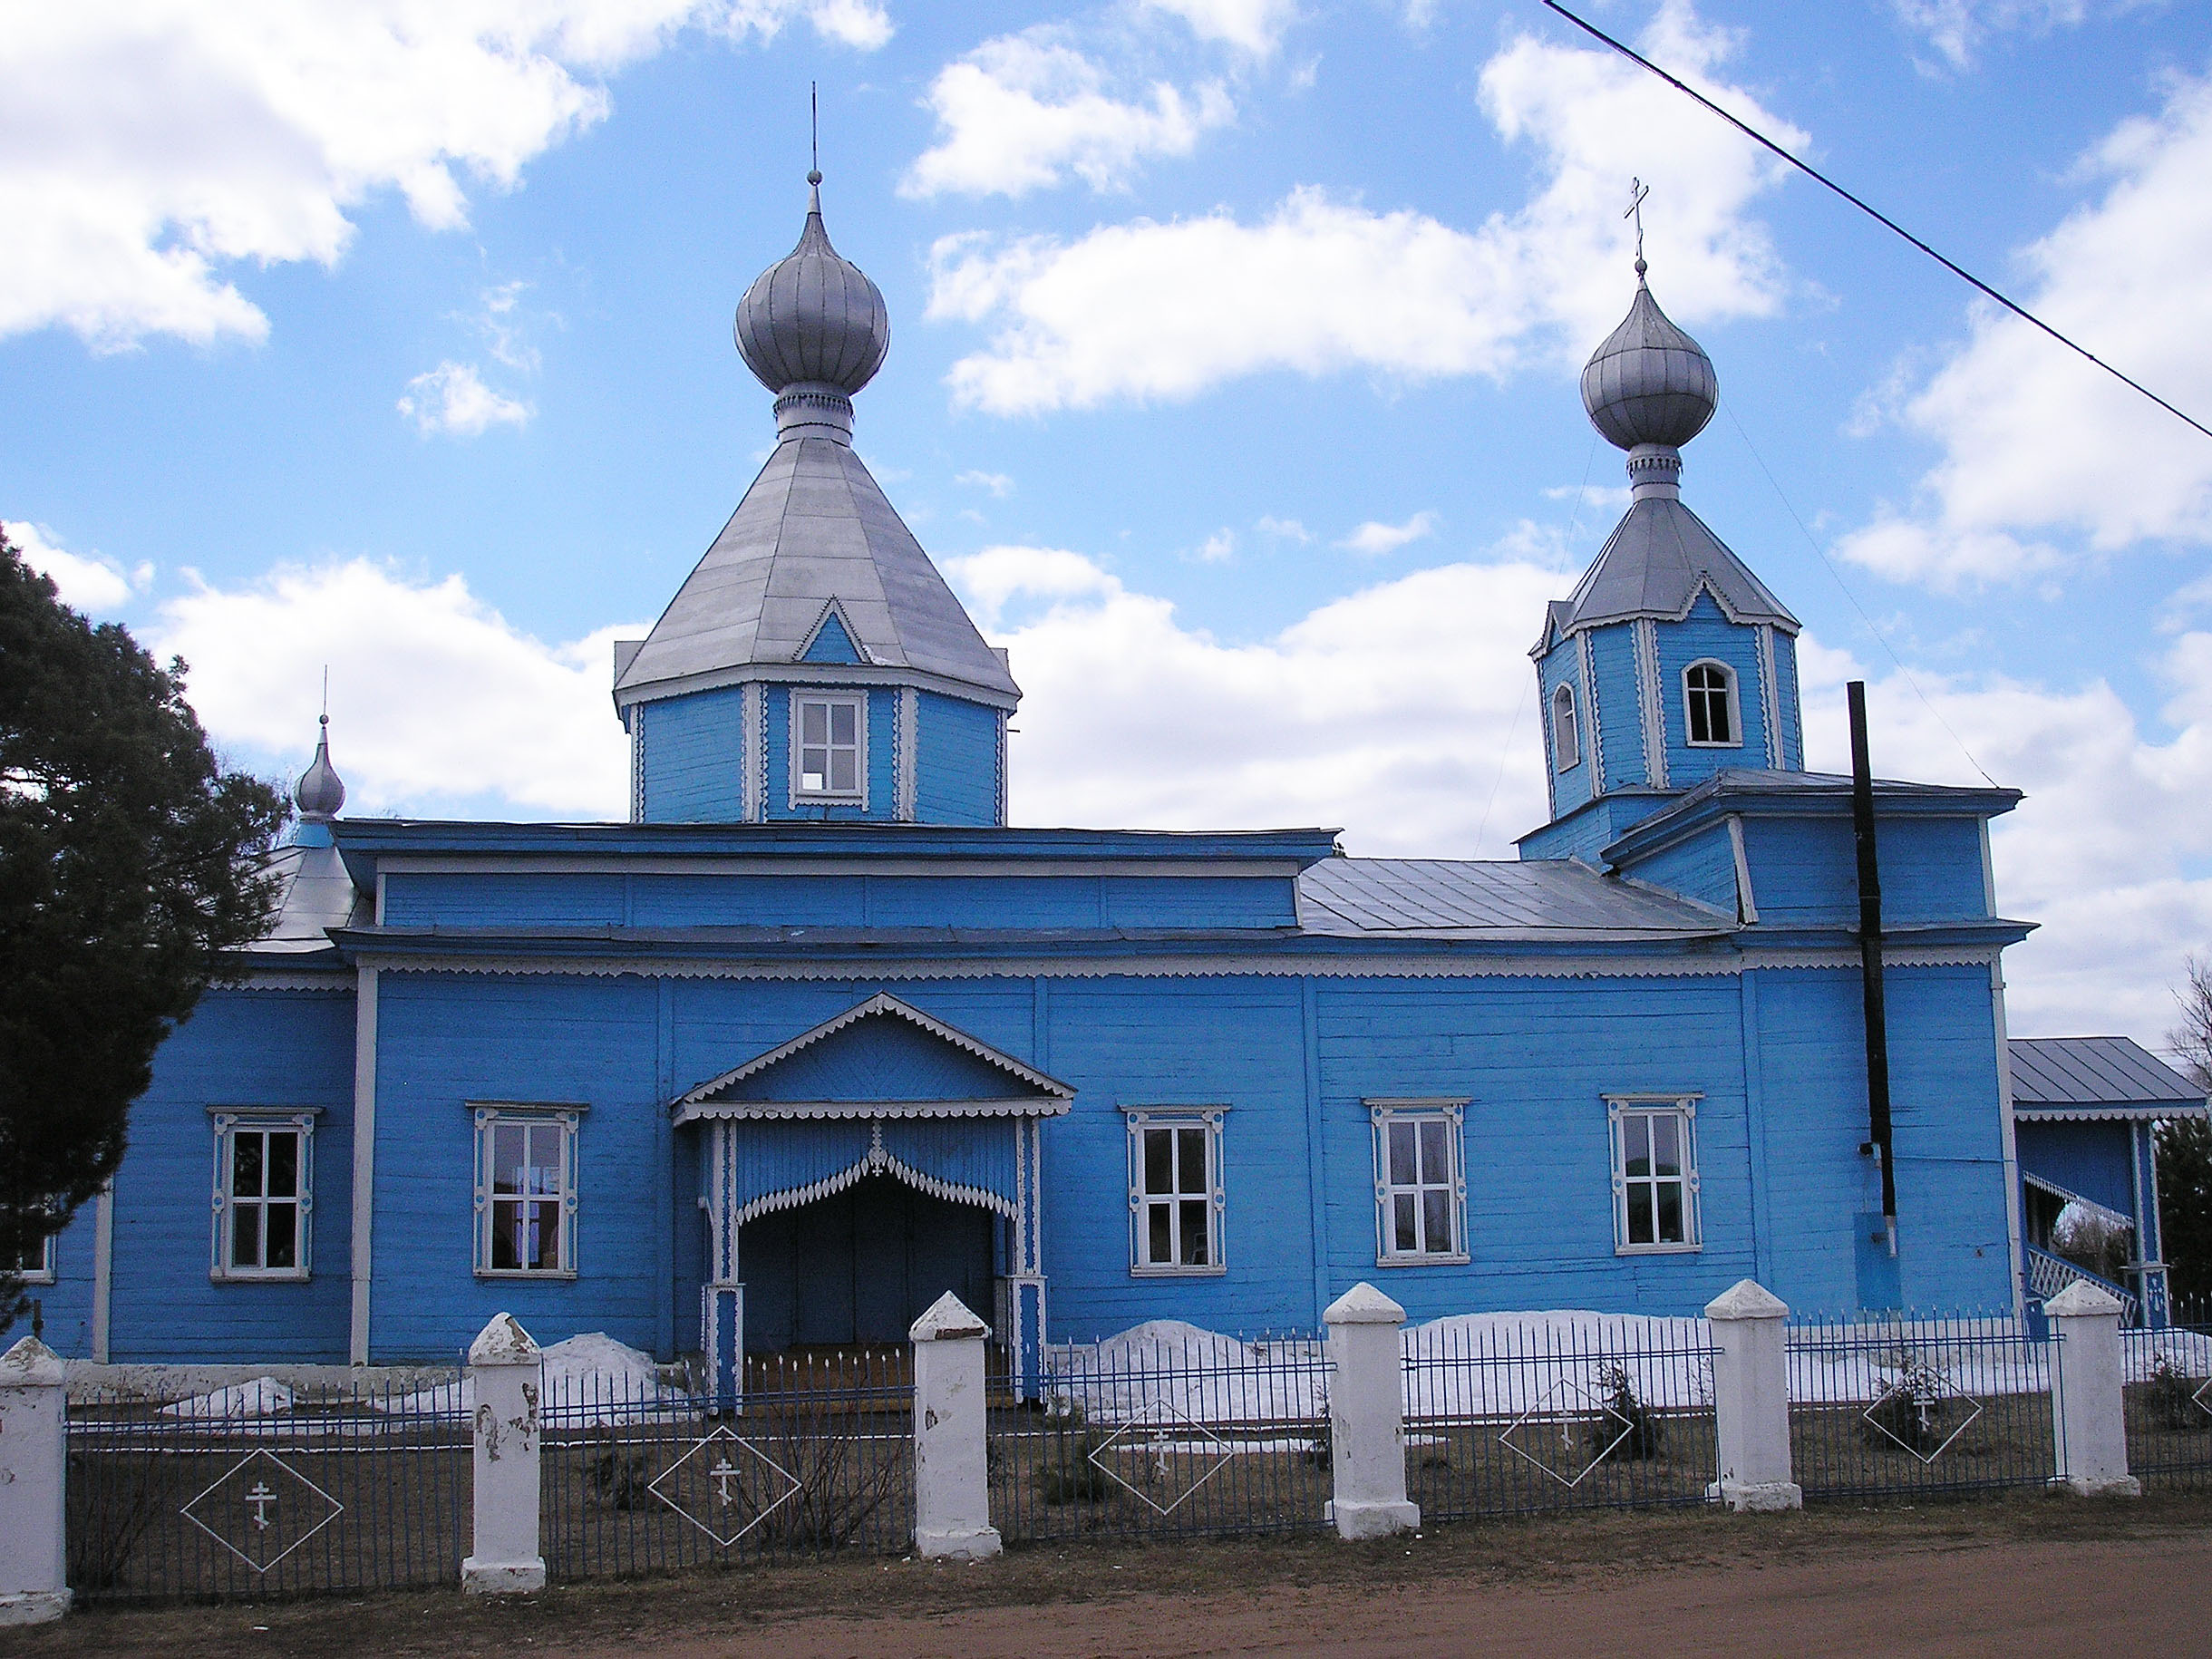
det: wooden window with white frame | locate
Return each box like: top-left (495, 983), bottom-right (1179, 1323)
top-left (791, 690), bottom-right (867, 801)
top-left (1609, 1095), bottom-right (1702, 1253)
top-left (210, 1111), bottom-right (316, 1280)
top-left (474, 1106), bottom-right (582, 1277)
top-left (8, 1210), bottom-right (56, 1285)
top-left (1123, 1107), bottom-right (1226, 1275)
top-left (1551, 681), bottom-right (1580, 771)
top-left (1370, 1101), bottom-right (1469, 1264)
top-left (1683, 660), bottom-right (1740, 747)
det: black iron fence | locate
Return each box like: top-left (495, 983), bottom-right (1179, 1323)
top-left (2121, 1319), bottom-right (2212, 1489)
top-left (992, 1327), bottom-right (1333, 1541)
top-left (1403, 1315), bottom-right (1719, 1522)
top-left (66, 1373), bottom-right (469, 1604)
top-left (1786, 1314), bottom-right (2057, 1499)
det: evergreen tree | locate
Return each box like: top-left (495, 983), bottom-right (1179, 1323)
top-left (0, 530), bottom-right (288, 1328)
top-left (2159, 957), bottom-right (2212, 1311)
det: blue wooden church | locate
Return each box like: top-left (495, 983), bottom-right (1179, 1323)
top-left (23, 176), bottom-right (2115, 1392)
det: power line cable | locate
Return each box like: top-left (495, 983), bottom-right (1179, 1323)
top-left (1540, 0), bottom-right (2212, 445)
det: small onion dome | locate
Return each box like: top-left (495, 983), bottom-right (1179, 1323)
top-left (1580, 267), bottom-right (1718, 452)
top-left (294, 714), bottom-right (346, 820)
top-left (734, 172), bottom-right (890, 399)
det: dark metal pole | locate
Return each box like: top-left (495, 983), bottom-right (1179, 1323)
top-left (1848, 682), bottom-right (1898, 1256)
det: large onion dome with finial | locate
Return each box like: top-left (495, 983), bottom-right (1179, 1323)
top-left (1579, 264), bottom-right (1718, 451)
top-left (733, 171), bottom-right (890, 398)
top-left (294, 714), bottom-right (345, 820)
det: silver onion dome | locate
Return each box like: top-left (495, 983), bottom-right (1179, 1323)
top-left (294, 714), bottom-right (345, 820)
top-left (734, 172), bottom-right (890, 406)
top-left (1580, 265), bottom-right (1718, 453)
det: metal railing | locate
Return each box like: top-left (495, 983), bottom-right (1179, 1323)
top-left (1402, 1315), bottom-right (1719, 1522)
top-left (65, 1372), bottom-right (469, 1604)
top-left (2122, 1317), bottom-right (2212, 1488)
top-left (2024, 1245), bottom-right (2141, 1324)
top-left (1786, 1314), bottom-right (2057, 1499)
top-left (992, 1327), bottom-right (1333, 1541)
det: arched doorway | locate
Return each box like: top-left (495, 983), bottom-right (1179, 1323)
top-left (741, 1174), bottom-right (995, 1351)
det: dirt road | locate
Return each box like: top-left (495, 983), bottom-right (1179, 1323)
top-left (9, 1495), bottom-right (2208, 1659)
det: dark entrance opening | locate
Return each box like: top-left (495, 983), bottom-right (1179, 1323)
top-left (741, 1174), bottom-right (995, 1352)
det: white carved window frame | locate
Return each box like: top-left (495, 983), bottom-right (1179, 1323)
top-left (1121, 1106), bottom-right (1227, 1277)
top-left (1369, 1100), bottom-right (1470, 1266)
top-left (1607, 1093), bottom-right (1703, 1255)
top-left (789, 688), bottom-right (868, 807)
top-left (1551, 681), bottom-right (1581, 771)
top-left (472, 1104), bottom-right (585, 1280)
top-left (1683, 659), bottom-right (1742, 748)
top-left (209, 1109), bottom-right (319, 1283)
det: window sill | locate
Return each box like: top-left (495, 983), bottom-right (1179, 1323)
top-left (210, 1270), bottom-right (312, 1284)
top-left (16, 1275), bottom-right (56, 1287)
top-left (1615, 1243), bottom-right (1703, 1256)
top-left (1374, 1253), bottom-right (1470, 1268)
top-left (1683, 740), bottom-right (1742, 750)
top-left (790, 793), bottom-right (867, 807)
top-left (474, 1268), bottom-right (580, 1281)
top-left (1130, 1264), bottom-right (1227, 1278)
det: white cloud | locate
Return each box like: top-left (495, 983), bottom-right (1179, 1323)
top-left (903, 34), bottom-right (1232, 199)
top-left (1195, 528), bottom-right (1237, 562)
top-left (5, 520), bottom-right (148, 614)
top-left (1838, 68), bottom-right (2212, 589)
top-left (1336, 511), bottom-right (1437, 556)
top-left (1136, 0), bottom-right (1297, 56)
top-left (398, 362), bottom-right (534, 438)
top-left (1890, 0), bottom-right (2111, 70)
top-left (152, 559), bottom-right (642, 817)
top-left (927, 2), bottom-right (1801, 412)
top-left (1255, 515), bottom-right (1312, 542)
top-left (0, 0), bottom-right (888, 350)
top-left (955, 470), bottom-right (1015, 497)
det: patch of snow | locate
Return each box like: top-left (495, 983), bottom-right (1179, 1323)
top-left (158, 1376), bottom-right (295, 1419)
top-left (373, 1332), bottom-right (693, 1428)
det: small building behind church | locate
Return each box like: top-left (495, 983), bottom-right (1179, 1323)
top-left (22, 173), bottom-right (2122, 1394)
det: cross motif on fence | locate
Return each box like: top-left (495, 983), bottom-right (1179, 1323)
top-left (245, 1480), bottom-right (277, 1531)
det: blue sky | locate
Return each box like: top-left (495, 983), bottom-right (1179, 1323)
top-left (5, 0), bottom-right (2210, 1046)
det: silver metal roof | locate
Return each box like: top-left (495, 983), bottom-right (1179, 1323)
top-left (614, 435), bottom-right (1021, 707)
top-left (1581, 276), bottom-right (1716, 452)
top-left (1548, 495), bottom-right (1800, 640)
top-left (2009, 1036), bottom-right (2207, 1116)
top-left (252, 838), bottom-right (370, 955)
top-left (1297, 857), bottom-right (1727, 940)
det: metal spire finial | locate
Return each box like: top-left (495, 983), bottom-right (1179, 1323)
top-left (808, 82), bottom-right (821, 188)
top-left (1625, 178), bottom-right (1650, 279)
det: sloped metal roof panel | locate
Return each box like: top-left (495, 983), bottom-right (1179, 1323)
top-left (1297, 858), bottom-right (1727, 939)
top-left (2009, 1035), bottom-right (2205, 1111)
top-left (1558, 497), bottom-right (1799, 635)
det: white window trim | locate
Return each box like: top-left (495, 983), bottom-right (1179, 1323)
top-left (209, 1109), bottom-right (319, 1283)
top-left (1607, 1093), bottom-right (1703, 1256)
top-left (1682, 658), bottom-right (1743, 749)
top-left (472, 1104), bottom-right (585, 1280)
top-left (1121, 1106), bottom-right (1227, 1276)
top-left (1369, 1099), bottom-right (1470, 1266)
top-left (1551, 682), bottom-right (1581, 771)
top-left (788, 688), bottom-right (869, 808)
top-left (13, 1218), bottom-right (56, 1285)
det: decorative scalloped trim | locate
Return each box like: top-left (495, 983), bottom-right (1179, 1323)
top-left (732, 1133), bottom-right (1017, 1227)
top-left (794, 597), bottom-right (873, 667)
top-left (682, 1097), bottom-right (1069, 1121)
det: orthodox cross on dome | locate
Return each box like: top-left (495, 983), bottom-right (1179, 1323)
top-left (1624, 177), bottom-right (1650, 277)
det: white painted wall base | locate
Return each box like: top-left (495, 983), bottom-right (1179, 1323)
top-left (1323, 1499), bottom-right (1421, 1540)
top-left (915, 1525), bottom-right (1002, 1560)
top-left (0, 1590), bottom-right (73, 1626)
top-left (461, 1558), bottom-right (547, 1596)
top-left (2058, 1474), bottom-right (2142, 1499)
top-left (1716, 1480), bottom-right (1803, 1513)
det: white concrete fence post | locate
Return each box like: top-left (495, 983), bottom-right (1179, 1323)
top-left (909, 1292), bottom-right (1001, 1561)
top-left (1324, 1283), bottom-right (1420, 1540)
top-left (2045, 1280), bottom-right (2140, 1497)
top-left (1704, 1279), bottom-right (1802, 1513)
top-left (0, 1336), bottom-right (72, 1625)
top-left (462, 1314), bottom-right (548, 1595)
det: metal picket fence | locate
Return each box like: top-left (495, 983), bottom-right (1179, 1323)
top-left (65, 1372), bottom-right (469, 1604)
top-left (1786, 1314), bottom-right (2057, 1499)
top-left (1402, 1315), bottom-right (1720, 1522)
top-left (2121, 1317), bottom-right (2212, 1489)
top-left (991, 1329), bottom-right (1333, 1541)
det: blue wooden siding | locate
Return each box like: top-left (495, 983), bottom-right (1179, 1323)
top-left (800, 611), bottom-right (863, 665)
top-left (723, 1016), bottom-right (1024, 1103)
top-left (1587, 625), bottom-right (1645, 791)
top-left (1538, 643), bottom-right (1594, 815)
top-left (1618, 822), bottom-right (1739, 916)
top-left (1740, 815), bottom-right (1993, 925)
top-left (2015, 1121), bottom-right (2137, 1218)
top-left (1654, 595), bottom-right (1771, 790)
top-left (99, 988), bottom-right (357, 1363)
top-left (637, 686), bottom-right (747, 823)
top-left (1771, 634), bottom-right (1805, 769)
top-left (916, 693), bottom-right (1001, 826)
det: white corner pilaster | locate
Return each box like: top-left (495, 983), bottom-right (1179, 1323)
top-left (0, 1337), bottom-right (72, 1625)
top-left (348, 964), bottom-right (379, 1365)
top-left (2046, 1281), bottom-right (2139, 1497)
top-left (742, 683), bottom-right (767, 822)
top-left (896, 686), bottom-right (919, 821)
top-left (1324, 1282), bottom-right (1419, 1539)
top-left (1704, 1278), bottom-right (1800, 1512)
top-left (910, 1292), bottom-right (1001, 1560)
top-left (462, 1314), bottom-right (548, 1594)
top-left (91, 1182), bottom-right (113, 1363)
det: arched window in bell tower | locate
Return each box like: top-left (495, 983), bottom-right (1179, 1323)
top-left (1683, 660), bottom-right (1740, 748)
top-left (1551, 682), bottom-right (1580, 771)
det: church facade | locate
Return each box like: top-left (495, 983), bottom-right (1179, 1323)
top-left (23, 179), bottom-right (2041, 1394)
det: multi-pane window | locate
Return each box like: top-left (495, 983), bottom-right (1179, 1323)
top-left (210, 1112), bottom-right (315, 1280)
top-left (1124, 1109), bottom-right (1225, 1275)
top-left (792, 692), bottom-right (866, 800)
top-left (475, 1108), bottom-right (580, 1276)
top-left (1610, 1097), bottom-right (1701, 1253)
top-left (1551, 683), bottom-right (1580, 771)
top-left (1371, 1101), bottom-right (1467, 1263)
top-left (1683, 661), bottom-right (1738, 746)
